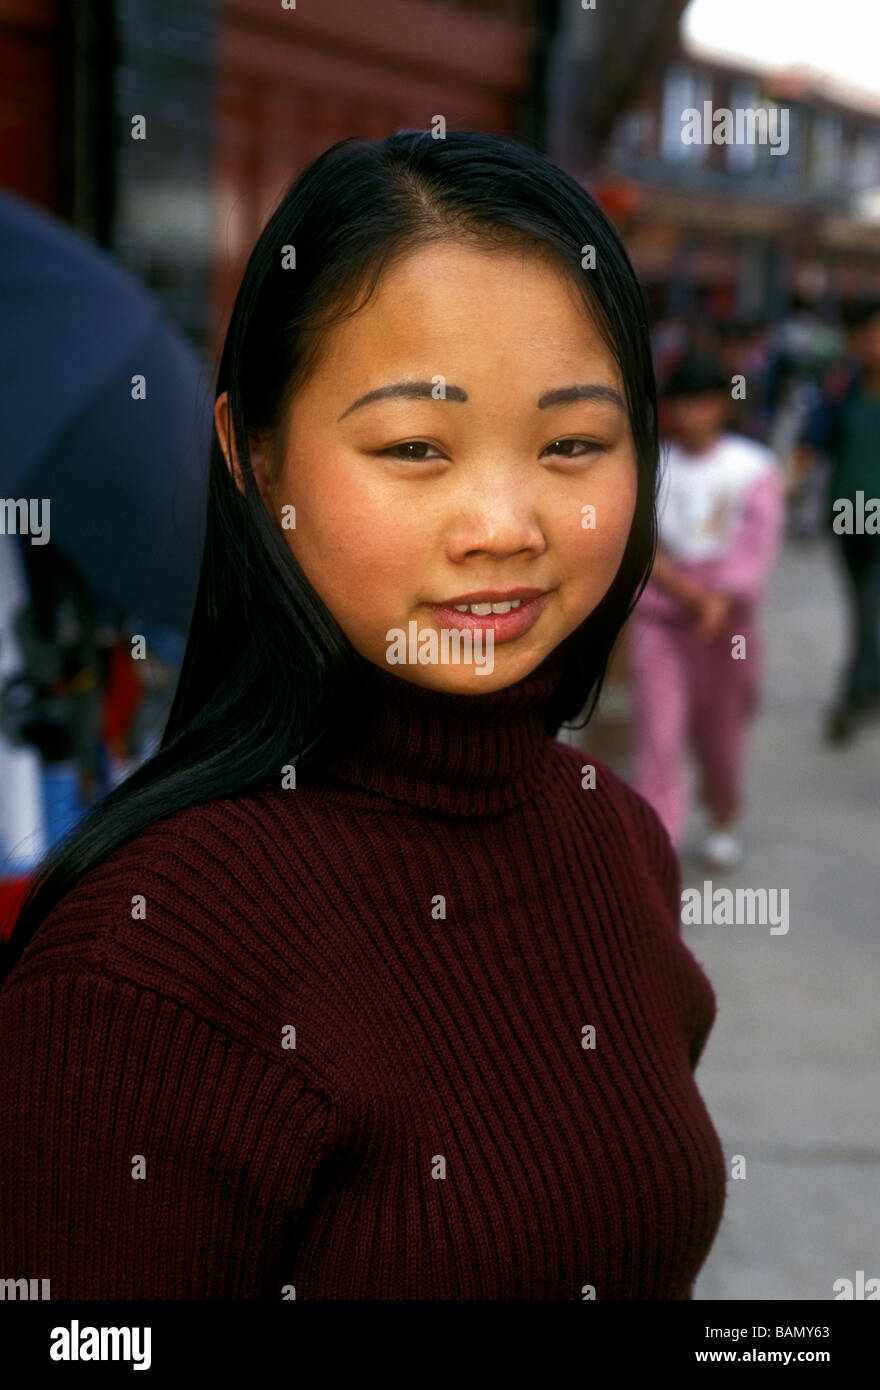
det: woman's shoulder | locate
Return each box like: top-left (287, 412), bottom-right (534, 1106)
top-left (15, 783), bottom-right (291, 929)
top-left (550, 740), bottom-right (681, 901)
top-left (2, 785), bottom-right (334, 1062)
top-left (549, 740), bottom-right (715, 1063)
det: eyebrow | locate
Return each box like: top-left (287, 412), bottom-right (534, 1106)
top-left (538, 383), bottom-right (625, 411)
top-left (337, 380), bottom-right (625, 421)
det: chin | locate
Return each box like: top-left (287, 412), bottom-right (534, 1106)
top-left (439, 652), bottom-right (545, 692)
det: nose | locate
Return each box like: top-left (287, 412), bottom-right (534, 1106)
top-left (445, 473), bottom-right (547, 562)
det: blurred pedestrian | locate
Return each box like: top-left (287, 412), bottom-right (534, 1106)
top-left (793, 298), bottom-right (880, 744)
top-left (3, 538), bottom-right (105, 841)
top-left (628, 352), bottom-right (786, 868)
top-left (716, 317), bottom-right (773, 443)
top-left (0, 533), bottom-right (46, 884)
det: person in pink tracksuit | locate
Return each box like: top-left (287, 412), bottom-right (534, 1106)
top-left (628, 352), bottom-right (786, 869)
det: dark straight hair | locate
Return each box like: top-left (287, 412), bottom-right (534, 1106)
top-left (2, 128), bottom-right (660, 981)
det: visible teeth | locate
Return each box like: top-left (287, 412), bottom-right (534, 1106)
top-left (451, 599), bottom-right (523, 614)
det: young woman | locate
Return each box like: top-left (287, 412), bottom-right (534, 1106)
top-left (0, 130), bottom-right (726, 1300)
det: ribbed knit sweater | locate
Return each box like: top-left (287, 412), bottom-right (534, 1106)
top-left (0, 657), bottom-right (726, 1299)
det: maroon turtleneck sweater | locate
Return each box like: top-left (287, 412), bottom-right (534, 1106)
top-left (0, 658), bottom-right (726, 1299)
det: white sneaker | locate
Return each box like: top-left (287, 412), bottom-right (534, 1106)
top-left (700, 828), bottom-right (745, 871)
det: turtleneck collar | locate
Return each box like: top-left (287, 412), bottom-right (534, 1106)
top-left (313, 649), bottom-right (567, 816)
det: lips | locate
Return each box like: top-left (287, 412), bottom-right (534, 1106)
top-left (426, 591), bottom-right (552, 644)
top-left (434, 588), bottom-right (548, 605)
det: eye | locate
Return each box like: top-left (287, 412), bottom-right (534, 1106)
top-left (541, 438), bottom-right (606, 459)
top-left (380, 440), bottom-right (444, 462)
top-left (378, 438), bottom-right (607, 463)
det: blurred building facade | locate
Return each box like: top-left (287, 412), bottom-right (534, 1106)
top-left (7, 0), bottom-right (880, 347)
top-left (0, 0), bottom-right (554, 362)
top-left (0, 0), bottom-right (217, 348)
top-left (548, 7), bottom-right (880, 322)
top-left (213, 0), bottom-right (541, 361)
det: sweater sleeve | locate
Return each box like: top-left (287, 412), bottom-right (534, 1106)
top-left (0, 969), bottom-right (330, 1299)
top-left (710, 469), bottom-right (786, 603)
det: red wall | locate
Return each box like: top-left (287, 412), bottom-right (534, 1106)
top-left (213, 0), bottom-right (535, 356)
top-left (0, 0), bottom-right (61, 210)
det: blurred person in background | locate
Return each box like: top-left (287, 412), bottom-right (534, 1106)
top-left (627, 352), bottom-right (786, 869)
top-left (793, 297), bottom-right (880, 743)
top-left (716, 317), bottom-right (773, 444)
top-left (0, 536), bottom-right (172, 872)
top-left (0, 539), bottom-right (104, 849)
top-left (102, 621), bottom-right (186, 785)
top-left (767, 294), bottom-right (843, 540)
top-left (0, 533), bottom-right (46, 887)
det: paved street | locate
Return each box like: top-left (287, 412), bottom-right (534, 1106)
top-left (684, 532), bottom-right (880, 1301)
top-left (650, 534), bottom-right (880, 1300)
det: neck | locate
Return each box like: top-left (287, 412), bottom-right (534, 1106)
top-left (311, 651), bottom-right (568, 815)
top-left (678, 433), bottom-right (720, 456)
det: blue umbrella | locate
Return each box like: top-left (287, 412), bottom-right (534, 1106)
top-left (0, 189), bottom-right (213, 632)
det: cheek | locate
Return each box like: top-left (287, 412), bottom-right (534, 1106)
top-left (283, 460), bottom-right (420, 615)
top-left (583, 457), bottom-right (638, 548)
top-left (563, 461), bottom-right (637, 600)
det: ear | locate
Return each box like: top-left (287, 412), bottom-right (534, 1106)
top-left (214, 391), bottom-right (274, 511)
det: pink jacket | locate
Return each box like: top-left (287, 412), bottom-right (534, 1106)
top-left (635, 470), bottom-right (786, 626)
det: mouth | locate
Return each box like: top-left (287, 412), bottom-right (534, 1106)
top-left (425, 591), bottom-right (553, 644)
top-left (433, 587), bottom-right (547, 608)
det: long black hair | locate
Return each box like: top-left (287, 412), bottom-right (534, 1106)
top-left (2, 128), bottom-right (660, 981)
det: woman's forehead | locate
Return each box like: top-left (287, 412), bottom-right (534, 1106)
top-left (304, 245), bottom-right (620, 386)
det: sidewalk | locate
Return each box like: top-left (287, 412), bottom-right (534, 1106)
top-left (570, 532), bottom-right (880, 1298)
top-left (676, 534), bottom-right (880, 1300)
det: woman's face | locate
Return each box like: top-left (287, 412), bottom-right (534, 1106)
top-left (217, 241), bottom-right (639, 693)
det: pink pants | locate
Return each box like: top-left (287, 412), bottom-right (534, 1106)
top-left (627, 611), bottom-right (761, 847)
